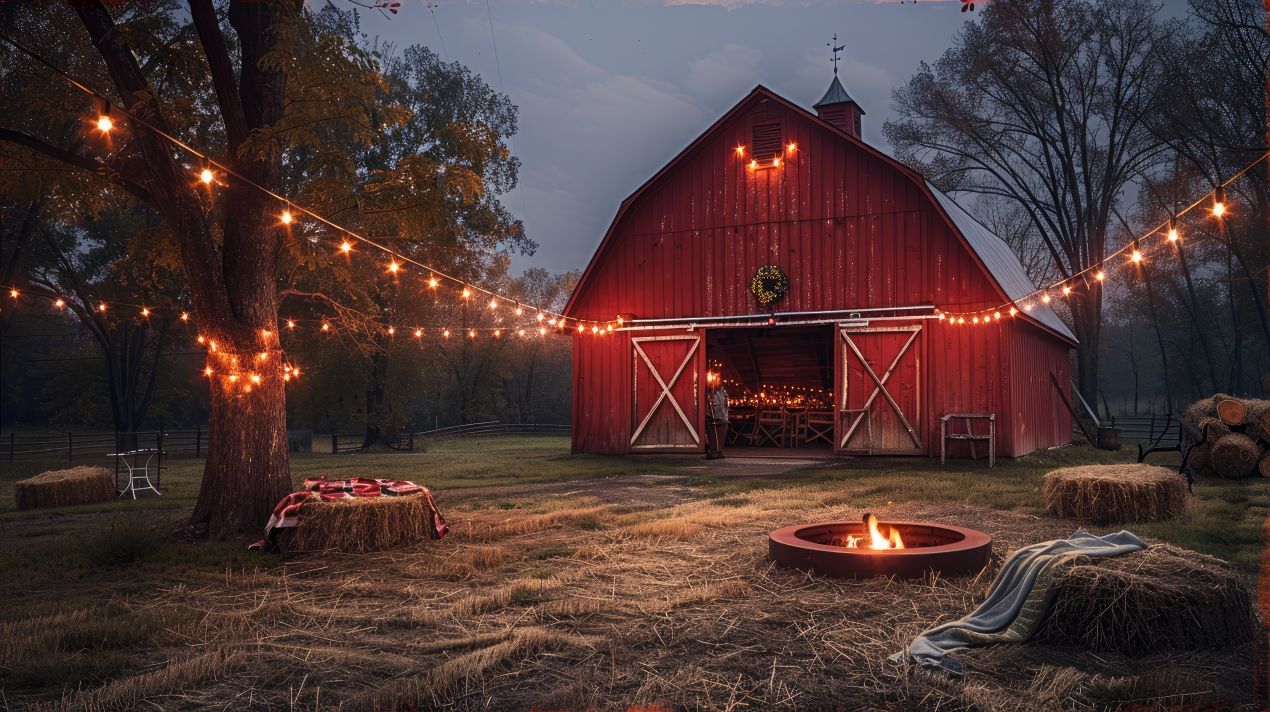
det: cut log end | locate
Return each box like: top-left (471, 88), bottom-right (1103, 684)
top-left (1216, 398), bottom-right (1247, 426)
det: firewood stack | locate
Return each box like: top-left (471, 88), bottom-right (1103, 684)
top-left (1182, 395), bottom-right (1270, 479)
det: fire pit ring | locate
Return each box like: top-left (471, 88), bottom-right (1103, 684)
top-left (769, 520), bottom-right (992, 579)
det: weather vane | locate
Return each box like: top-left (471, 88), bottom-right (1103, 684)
top-left (828, 34), bottom-right (845, 75)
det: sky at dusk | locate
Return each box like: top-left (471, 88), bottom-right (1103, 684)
top-left (352, 0), bottom-right (1189, 274)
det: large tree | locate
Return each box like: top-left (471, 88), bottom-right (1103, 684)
top-left (884, 0), bottom-right (1172, 406)
top-left (2, 1), bottom-right (391, 537)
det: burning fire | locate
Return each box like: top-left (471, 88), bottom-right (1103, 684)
top-left (840, 513), bottom-right (905, 550)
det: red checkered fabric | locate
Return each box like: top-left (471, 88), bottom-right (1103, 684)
top-left (250, 476), bottom-right (447, 550)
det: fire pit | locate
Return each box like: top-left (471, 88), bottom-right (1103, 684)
top-left (769, 514), bottom-right (992, 579)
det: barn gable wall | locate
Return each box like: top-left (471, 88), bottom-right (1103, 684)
top-left (568, 95), bottom-right (1004, 322)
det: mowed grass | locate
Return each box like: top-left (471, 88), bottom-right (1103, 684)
top-left (0, 435), bottom-right (1266, 708)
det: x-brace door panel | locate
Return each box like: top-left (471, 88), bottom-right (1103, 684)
top-left (631, 335), bottom-right (702, 451)
top-left (837, 325), bottom-right (923, 455)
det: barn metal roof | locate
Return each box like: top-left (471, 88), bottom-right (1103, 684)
top-left (813, 75), bottom-right (862, 111)
top-left (927, 184), bottom-right (1077, 342)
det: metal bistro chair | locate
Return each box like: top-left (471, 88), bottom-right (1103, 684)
top-left (753, 410), bottom-right (788, 448)
top-left (110, 448), bottom-right (164, 498)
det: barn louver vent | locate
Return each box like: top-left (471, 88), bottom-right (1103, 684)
top-left (750, 122), bottom-right (783, 160)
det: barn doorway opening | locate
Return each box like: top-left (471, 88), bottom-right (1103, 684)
top-left (707, 325), bottom-right (835, 455)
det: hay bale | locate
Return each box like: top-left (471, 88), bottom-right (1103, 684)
top-left (1034, 544), bottom-right (1255, 656)
top-left (1210, 433), bottom-right (1259, 479)
top-left (1245, 400), bottom-right (1270, 443)
top-left (1187, 443), bottom-right (1214, 478)
top-left (1183, 397), bottom-right (1217, 424)
top-left (1196, 417), bottom-right (1230, 443)
top-left (1043, 465), bottom-right (1186, 525)
top-left (275, 496), bottom-right (438, 553)
top-left (14, 466), bottom-right (115, 510)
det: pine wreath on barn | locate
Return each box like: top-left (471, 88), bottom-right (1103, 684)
top-left (750, 265), bottom-right (789, 307)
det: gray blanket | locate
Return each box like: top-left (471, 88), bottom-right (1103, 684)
top-left (894, 530), bottom-right (1146, 677)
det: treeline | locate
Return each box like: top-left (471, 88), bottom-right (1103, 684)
top-left (0, 4), bottom-right (572, 439)
top-left (887, 0), bottom-right (1269, 414)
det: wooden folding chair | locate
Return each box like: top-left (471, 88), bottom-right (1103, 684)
top-left (803, 411), bottom-right (834, 446)
top-left (753, 410), bottom-right (787, 447)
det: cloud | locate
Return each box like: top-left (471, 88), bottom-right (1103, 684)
top-left (683, 44), bottom-right (764, 106)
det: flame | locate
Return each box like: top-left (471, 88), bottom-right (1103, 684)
top-left (841, 513), bottom-right (905, 550)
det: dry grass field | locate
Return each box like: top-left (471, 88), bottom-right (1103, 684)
top-left (0, 436), bottom-right (1265, 710)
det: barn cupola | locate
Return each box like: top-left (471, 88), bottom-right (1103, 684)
top-left (815, 36), bottom-right (865, 139)
top-left (814, 74), bottom-right (865, 139)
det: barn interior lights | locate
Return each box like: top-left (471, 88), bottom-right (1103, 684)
top-left (96, 112), bottom-right (113, 133)
top-left (339, 241), bottom-right (353, 253)
top-left (280, 210), bottom-right (293, 225)
top-left (199, 168), bottom-right (214, 185)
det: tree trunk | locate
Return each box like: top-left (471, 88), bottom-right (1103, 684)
top-left (1070, 291), bottom-right (1101, 408)
top-left (192, 359), bottom-right (290, 539)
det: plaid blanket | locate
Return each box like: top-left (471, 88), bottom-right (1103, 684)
top-left (250, 476), bottom-right (447, 551)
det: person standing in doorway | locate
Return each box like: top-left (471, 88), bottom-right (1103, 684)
top-left (705, 371), bottom-right (729, 459)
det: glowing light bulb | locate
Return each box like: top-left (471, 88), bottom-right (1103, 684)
top-left (8, 289), bottom-right (18, 299)
top-left (972, 316), bottom-right (980, 324)
top-left (97, 302), bottom-right (107, 312)
top-left (518, 329), bottom-right (526, 337)
top-left (250, 373), bottom-right (262, 384)
top-left (140, 307), bottom-right (150, 317)
top-left (1008, 307), bottom-right (1018, 317)
top-left (180, 312), bottom-right (189, 322)
top-left (228, 374), bottom-right (239, 383)
top-left (96, 115), bottom-right (113, 132)
top-left (538, 327), bottom-right (547, 336)
top-left (197, 335), bottom-right (206, 344)
top-left (772, 157), bottom-right (782, 168)
top-left (443, 329), bottom-right (451, 339)
top-left (261, 329), bottom-right (271, 338)
top-left (54, 298), bottom-right (65, 308)
top-left (321, 322), bottom-right (331, 332)
top-left (468, 329), bottom-right (476, 339)
top-left (493, 329), bottom-right (501, 338)
top-left (735, 145), bottom-right (745, 156)
top-left (748, 159), bottom-right (758, 171)
top-left (286, 319), bottom-right (296, 329)
top-left (340, 241), bottom-right (352, 254)
top-left (203, 367), bottom-right (213, 377)
top-left (1041, 293), bottom-right (1051, 304)
top-left (461, 287), bottom-right (471, 300)
top-left (1062, 285), bottom-right (1072, 296)
top-left (1094, 270), bottom-right (1105, 282)
top-left (388, 260), bottom-right (400, 273)
top-left (428, 276), bottom-right (439, 289)
top-left (786, 142), bottom-right (797, 154)
top-left (1130, 249), bottom-right (1142, 263)
top-left (591, 324), bottom-right (600, 334)
top-left (548, 317), bottom-right (557, 326)
top-left (957, 317), bottom-right (966, 324)
top-left (258, 352), bottom-right (268, 361)
top-left (515, 306), bottom-right (524, 316)
top-left (199, 168), bottom-right (214, 185)
top-left (1167, 227), bottom-right (1179, 242)
top-left (387, 326), bottom-right (395, 336)
top-left (993, 311), bottom-right (1001, 320)
top-left (577, 324), bottom-right (585, 333)
top-left (280, 210), bottom-right (293, 225)
top-left (488, 297), bottom-right (499, 310)
top-left (1212, 200), bottom-right (1225, 218)
top-left (414, 328), bottom-right (423, 338)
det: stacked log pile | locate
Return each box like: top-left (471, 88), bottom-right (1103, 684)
top-left (1183, 395), bottom-right (1270, 479)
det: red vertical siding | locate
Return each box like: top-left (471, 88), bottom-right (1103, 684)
top-left (568, 89), bottom-right (1073, 457)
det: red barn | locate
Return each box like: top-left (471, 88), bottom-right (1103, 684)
top-left (563, 79), bottom-right (1075, 458)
